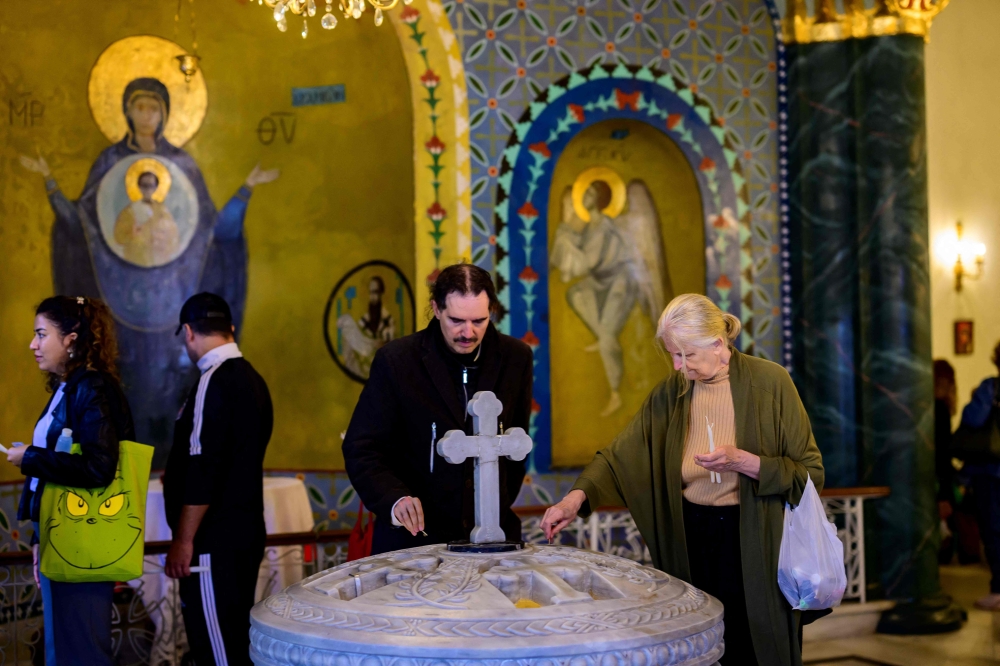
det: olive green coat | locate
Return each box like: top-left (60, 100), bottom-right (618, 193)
top-left (572, 349), bottom-right (824, 666)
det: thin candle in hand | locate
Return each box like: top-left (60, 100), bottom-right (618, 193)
top-left (705, 417), bottom-right (720, 484)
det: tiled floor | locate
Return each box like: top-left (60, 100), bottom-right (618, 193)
top-left (803, 565), bottom-right (1000, 665)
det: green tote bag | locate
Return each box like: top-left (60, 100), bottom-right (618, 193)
top-left (39, 440), bottom-right (154, 583)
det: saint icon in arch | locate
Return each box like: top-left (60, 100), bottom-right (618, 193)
top-left (19, 36), bottom-right (279, 464)
top-left (549, 167), bottom-right (672, 416)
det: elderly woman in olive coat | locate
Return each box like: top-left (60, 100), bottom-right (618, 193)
top-left (542, 294), bottom-right (824, 666)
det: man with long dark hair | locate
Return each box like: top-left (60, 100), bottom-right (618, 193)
top-left (343, 264), bottom-right (533, 554)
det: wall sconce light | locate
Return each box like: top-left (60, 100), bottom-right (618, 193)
top-left (947, 221), bottom-right (986, 292)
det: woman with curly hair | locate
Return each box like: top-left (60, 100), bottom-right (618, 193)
top-left (6, 296), bottom-right (134, 665)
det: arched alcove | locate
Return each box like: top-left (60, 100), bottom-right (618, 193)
top-left (547, 119), bottom-right (704, 467)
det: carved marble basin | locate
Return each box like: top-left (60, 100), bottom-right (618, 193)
top-left (250, 544), bottom-right (724, 666)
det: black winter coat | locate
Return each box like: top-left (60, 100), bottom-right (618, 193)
top-left (343, 322), bottom-right (533, 554)
top-left (18, 368), bottom-right (135, 528)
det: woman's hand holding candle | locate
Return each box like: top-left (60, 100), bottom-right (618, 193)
top-left (694, 445), bottom-right (761, 481)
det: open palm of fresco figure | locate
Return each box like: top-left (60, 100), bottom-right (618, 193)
top-left (550, 169), bottom-right (672, 417)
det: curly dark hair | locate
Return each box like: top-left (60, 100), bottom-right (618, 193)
top-left (35, 296), bottom-right (120, 391)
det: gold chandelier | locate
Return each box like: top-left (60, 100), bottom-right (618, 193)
top-left (259, 0), bottom-right (411, 37)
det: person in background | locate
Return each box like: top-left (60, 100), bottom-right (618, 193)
top-left (163, 293), bottom-right (273, 665)
top-left (6, 296), bottom-right (134, 665)
top-left (541, 294), bottom-right (824, 666)
top-left (936, 359), bottom-right (958, 562)
top-left (958, 340), bottom-right (1000, 610)
top-left (343, 264), bottom-right (533, 555)
top-left (935, 360), bottom-right (981, 566)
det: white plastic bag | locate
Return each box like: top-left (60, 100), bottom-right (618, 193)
top-left (777, 475), bottom-right (847, 610)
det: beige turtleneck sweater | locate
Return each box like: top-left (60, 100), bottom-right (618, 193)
top-left (681, 363), bottom-right (740, 506)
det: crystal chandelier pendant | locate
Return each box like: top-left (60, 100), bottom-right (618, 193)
top-left (276, 15), bottom-right (288, 31)
top-left (307, 0), bottom-right (317, 16)
top-left (273, 0), bottom-right (287, 21)
top-left (321, 11), bottom-right (338, 28)
top-left (374, 7), bottom-right (383, 25)
top-left (301, 18), bottom-right (309, 37)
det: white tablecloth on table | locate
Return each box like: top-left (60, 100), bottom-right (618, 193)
top-left (256, 476), bottom-right (315, 600)
top-left (132, 476), bottom-right (314, 665)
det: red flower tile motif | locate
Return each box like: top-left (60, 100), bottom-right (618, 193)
top-left (427, 202), bottom-right (447, 221)
top-left (715, 274), bottom-right (733, 290)
top-left (425, 136), bottom-right (445, 155)
top-left (615, 89), bottom-right (641, 111)
top-left (667, 113), bottom-right (683, 130)
top-left (521, 331), bottom-right (540, 348)
top-left (519, 266), bottom-right (539, 282)
top-left (420, 70), bottom-right (440, 89)
top-left (518, 201), bottom-right (539, 218)
top-left (400, 6), bottom-right (420, 23)
top-left (699, 157), bottom-right (716, 171)
top-left (530, 398), bottom-right (542, 413)
top-left (568, 104), bottom-right (585, 122)
top-left (426, 268), bottom-right (441, 285)
top-left (528, 142), bottom-right (551, 158)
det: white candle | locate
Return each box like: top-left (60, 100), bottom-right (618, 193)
top-left (705, 417), bottom-right (720, 484)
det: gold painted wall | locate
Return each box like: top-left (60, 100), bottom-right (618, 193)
top-left (0, 0), bottom-right (413, 480)
top-left (547, 120), bottom-right (704, 468)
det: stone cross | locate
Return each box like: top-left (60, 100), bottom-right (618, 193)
top-left (436, 391), bottom-right (533, 544)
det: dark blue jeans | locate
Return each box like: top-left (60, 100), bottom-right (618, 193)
top-left (34, 523), bottom-right (114, 665)
top-left (973, 475), bottom-right (1000, 593)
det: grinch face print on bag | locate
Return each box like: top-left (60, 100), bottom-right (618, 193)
top-left (45, 475), bottom-right (143, 570)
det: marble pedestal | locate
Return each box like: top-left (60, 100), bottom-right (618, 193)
top-left (250, 544), bottom-right (724, 666)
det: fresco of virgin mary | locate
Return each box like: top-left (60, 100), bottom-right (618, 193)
top-left (21, 37), bottom-right (278, 465)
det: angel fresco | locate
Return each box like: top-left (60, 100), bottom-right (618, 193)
top-left (19, 37), bottom-right (279, 466)
top-left (550, 167), bottom-right (672, 417)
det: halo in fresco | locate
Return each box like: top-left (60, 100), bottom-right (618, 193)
top-left (324, 261), bottom-right (416, 384)
top-left (96, 154), bottom-right (199, 269)
top-left (88, 35), bottom-right (208, 146)
top-left (572, 166), bottom-right (627, 222)
top-left (125, 158), bottom-right (172, 202)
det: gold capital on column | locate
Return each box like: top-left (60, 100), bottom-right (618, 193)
top-left (781, 0), bottom-right (948, 44)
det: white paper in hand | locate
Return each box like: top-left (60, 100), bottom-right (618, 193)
top-left (777, 475), bottom-right (847, 610)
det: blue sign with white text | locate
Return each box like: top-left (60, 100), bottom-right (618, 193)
top-left (292, 85), bottom-right (346, 107)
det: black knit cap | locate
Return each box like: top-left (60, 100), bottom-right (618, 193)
top-left (176, 292), bottom-right (232, 335)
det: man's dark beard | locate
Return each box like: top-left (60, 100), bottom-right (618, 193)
top-left (365, 298), bottom-right (382, 336)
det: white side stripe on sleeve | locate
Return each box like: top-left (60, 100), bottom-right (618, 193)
top-left (190, 364), bottom-right (223, 456)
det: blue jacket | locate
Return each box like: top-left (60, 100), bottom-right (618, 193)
top-left (960, 377), bottom-right (1000, 477)
top-left (18, 368), bottom-right (135, 529)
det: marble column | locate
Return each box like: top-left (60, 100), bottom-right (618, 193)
top-left (788, 35), bottom-right (938, 601)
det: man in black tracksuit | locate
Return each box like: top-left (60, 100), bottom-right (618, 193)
top-left (343, 264), bottom-right (533, 554)
top-left (164, 293), bottom-right (273, 666)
